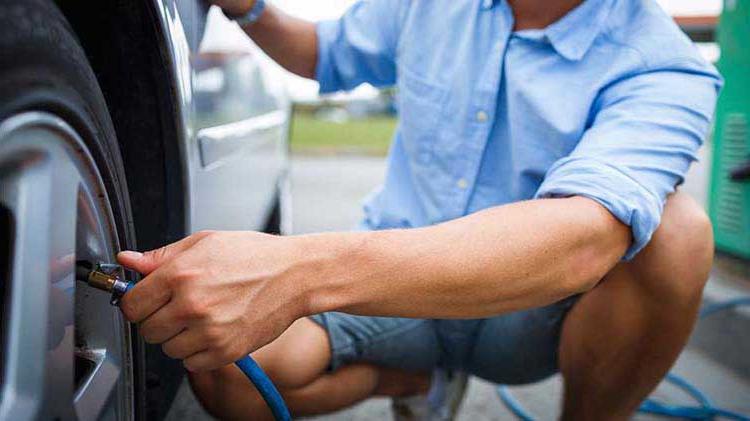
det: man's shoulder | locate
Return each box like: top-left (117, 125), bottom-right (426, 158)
top-left (601, 0), bottom-right (709, 70)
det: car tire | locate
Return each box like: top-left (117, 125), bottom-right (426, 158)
top-left (0, 0), bottom-right (145, 419)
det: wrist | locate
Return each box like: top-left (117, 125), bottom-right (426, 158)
top-left (286, 232), bottom-right (372, 316)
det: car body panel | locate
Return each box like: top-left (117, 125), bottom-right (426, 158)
top-left (153, 0), bottom-right (290, 233)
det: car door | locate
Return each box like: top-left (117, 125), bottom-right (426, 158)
top-left (165, 0), bottom-right (291, 233)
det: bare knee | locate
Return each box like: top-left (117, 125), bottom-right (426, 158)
top-left (188, 318), bottom-right (331, 419)
top-left (188, 365), bottom-right (302, 420)
top-left (254, 317), bottom-right (332, 388)
top-left (628, 192), bottom-right (713, 303)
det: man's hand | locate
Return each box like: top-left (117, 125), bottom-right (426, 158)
top-left (208, 0), bottom-right (255, 16)
top-left (117, 231), bottom-right (312, 372)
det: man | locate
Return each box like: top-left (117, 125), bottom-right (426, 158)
top-left (117, 0), bottom-right (721, 419)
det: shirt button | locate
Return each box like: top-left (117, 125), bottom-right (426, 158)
top-left (476, 110), bottom-right (488, 122)
top-left (457, 178), bottom-right (468, 189)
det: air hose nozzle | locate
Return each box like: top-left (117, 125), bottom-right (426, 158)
top-left (75, 261), bottom-right (132, 305)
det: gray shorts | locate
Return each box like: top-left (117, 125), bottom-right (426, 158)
top-left (310, 295), bottom-right (579, 385)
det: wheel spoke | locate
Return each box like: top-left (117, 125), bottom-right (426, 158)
top-left (73, 349), bottom-right (120, 421)
top-left (0, 157), bottom-right (53, 419)
top-left (0, 125), bottom-right (80, 419)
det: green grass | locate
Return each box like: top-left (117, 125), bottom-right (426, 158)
top-left (290, 113), bottom-right (397, 156)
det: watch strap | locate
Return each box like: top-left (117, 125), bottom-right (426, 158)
top-left (224, 0), bottom-right (266, 27)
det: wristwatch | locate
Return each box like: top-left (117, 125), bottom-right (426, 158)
top-left (223, 0), bottom-right (266, 27)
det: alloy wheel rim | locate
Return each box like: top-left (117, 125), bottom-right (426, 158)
top-left (0, 111), bottom-right (133, 420)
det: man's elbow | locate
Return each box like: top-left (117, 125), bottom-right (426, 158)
top-left (564, 245), bottom-right (620, 295)
top-left (561, 197), bottom-right (631, 295)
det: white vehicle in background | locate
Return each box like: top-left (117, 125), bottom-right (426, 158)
top-left (0, 0), bottom-right (290, 419)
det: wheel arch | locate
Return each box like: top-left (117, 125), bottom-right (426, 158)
top-left (54, 0), bottom-right (188, 252)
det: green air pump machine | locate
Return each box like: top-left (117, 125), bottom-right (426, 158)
top-left (709, 0), bottom-right (750, 260)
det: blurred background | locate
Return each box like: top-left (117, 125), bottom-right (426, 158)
top-left (168, 0), bottom-right (750, 419)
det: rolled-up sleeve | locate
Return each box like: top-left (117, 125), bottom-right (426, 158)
top-left (535, 59), bottom-right (721, 259)
top-left (316, 0), bottom-right (406, 94)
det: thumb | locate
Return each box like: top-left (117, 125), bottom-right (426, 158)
top-left (117, 231), bottom-right (213, 275)
top-left (118, 245), bottom-right (180, 275)
top-left (117, 250), bottom-right (146, 273)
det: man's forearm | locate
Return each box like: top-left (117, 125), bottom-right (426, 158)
top-left (294, 197), bottom-right (630, 319)
top-left (243, 5), bottom-right (318, 78)
top-left (116, 196), bottom-right (630, 368)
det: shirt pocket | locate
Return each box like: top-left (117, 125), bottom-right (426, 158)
top-left (396, 66), bottom-right (448, 165)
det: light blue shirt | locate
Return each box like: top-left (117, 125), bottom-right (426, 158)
top-left (315, 0), bottom-right (721, 259)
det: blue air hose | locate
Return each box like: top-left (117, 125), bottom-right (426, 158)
top-left (497, 386), bottom-right (535, 421)
top-left (118, 281), bottom-right (291, 420)
top-left (497, 297), bottom-right (750, 421)
top-left (234, 354), bottom-right (292, 421)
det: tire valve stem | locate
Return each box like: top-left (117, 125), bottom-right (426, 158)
top-left (75, 261), bottom-right (133, 306)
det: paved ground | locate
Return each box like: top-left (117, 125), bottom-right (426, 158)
top-left (165, 151), bottom-right (750, 420)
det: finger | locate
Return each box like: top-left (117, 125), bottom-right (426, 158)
top-left (119, 266), bottom-right (174, 323)
top-left (161, 329), bottom-right (209, 360)
top-left (118, 232), bottom-right (215, 322)
top-left (183, 350), bottom-right (233, 373)
top-left (117, 231), bottom-right (212, 275)
top-left (139, 301), bottom-right (186, 344)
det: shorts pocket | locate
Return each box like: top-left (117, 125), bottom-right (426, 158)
top-left (396, 66), bottom-right (448, 165)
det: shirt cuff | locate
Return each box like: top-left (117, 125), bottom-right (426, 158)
top-left (315, 20), bottom-right (340, 94)
top-left (534, 157), bottom-right (665, 260)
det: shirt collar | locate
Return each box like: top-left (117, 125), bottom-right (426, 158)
top-left (544, 0), bottom-right (613, 60)
top-left (483, 0), bottom-right (613, 61)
